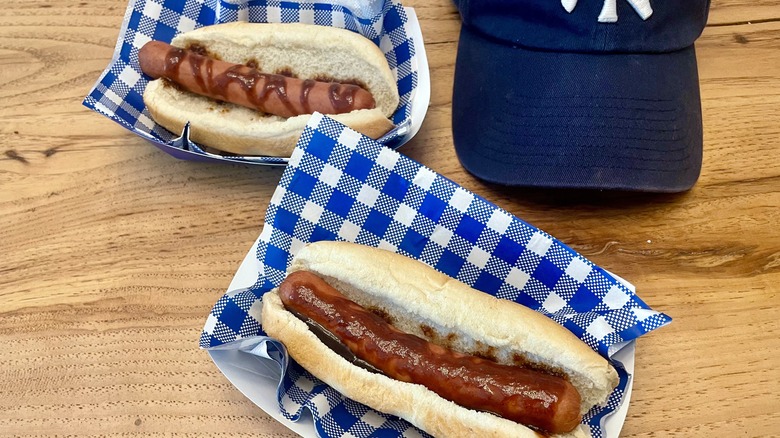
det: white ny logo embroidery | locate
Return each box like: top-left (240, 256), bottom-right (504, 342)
top-left (561, 0), bottom-right (653, 22)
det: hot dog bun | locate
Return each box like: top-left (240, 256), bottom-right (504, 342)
top-left (142, 22), bottom-right (399, 157)
top-left (261, 241), bottom-right (620, 438)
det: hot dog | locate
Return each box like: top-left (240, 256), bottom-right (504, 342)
top-left (140, 22), bottom-right (399, 157)
top-left (138, 41), bottom-right (377, 118)
top-left (261, 241), bottom-right (620, 438)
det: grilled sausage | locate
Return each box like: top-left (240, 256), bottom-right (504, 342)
top-left (138, 40), bottom-right (376, 118)
top-left (278, 270), bottom-right (584, 435)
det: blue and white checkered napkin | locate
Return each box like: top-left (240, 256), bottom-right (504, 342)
top-left (200, 114), bottom-right (672, 437)
top-left (82, 0), bottom-right (420, 165)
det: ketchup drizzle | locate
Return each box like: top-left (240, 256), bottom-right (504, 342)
top-left (278, 270), bottom-right (584, 435)
top-left (158, 45), bottom-right (367, 116)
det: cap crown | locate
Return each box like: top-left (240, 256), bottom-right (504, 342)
top-left (455, 0), bottom-right (710, 53)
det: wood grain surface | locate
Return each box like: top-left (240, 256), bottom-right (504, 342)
top-left (1, 0), bottom-right (779, 436)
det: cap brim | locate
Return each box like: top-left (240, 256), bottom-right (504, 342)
top-left (452, 25), bottom-right (703, 192)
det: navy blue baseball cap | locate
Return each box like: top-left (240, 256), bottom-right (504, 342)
top-left (452, 0), bottom-right (710, 192)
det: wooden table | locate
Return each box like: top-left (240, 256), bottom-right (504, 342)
top-left (2, 0), bottom-right (779, 436)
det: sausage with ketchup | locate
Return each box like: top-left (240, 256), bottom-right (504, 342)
top-left (140, 22), bottom-right (399, 157)
top-left (261, 241), bottom-right (620, 438)
top-left (139, 41), bottom-right (377, 118)
top-left (278, 270), bottom-right (583, 435)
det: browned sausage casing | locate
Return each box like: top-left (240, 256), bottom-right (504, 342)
top-left (278, 270), bottom-right (584, 435)
top-left (138, 40), bottom-right (376, 118)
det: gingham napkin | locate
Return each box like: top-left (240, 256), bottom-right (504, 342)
top-left (200, 113), bottom-right (672, 438)
top-left (82, 0), bottom-right (420, 164)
